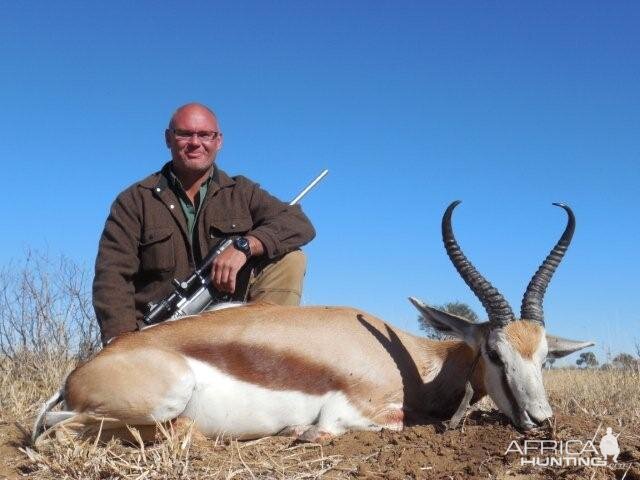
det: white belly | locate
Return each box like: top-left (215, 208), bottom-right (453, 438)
top-left (182, 358), bottom-right (371, 438)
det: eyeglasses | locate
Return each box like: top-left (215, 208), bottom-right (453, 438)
top-left (171, 129), bottom-right (220, 142)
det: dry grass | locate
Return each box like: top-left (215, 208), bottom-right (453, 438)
top-left (545, 368), bottom-right (640, 425)
top-left (0, 352), bottom-right (74, 422)
top-left (19, 429), bottom-right (345, 479)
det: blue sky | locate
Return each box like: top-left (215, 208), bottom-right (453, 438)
top-left (1, 1), bottom-right (638, 362)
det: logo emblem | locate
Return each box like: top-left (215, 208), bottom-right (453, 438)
top-left (598, 427), bottom-right (620, 463)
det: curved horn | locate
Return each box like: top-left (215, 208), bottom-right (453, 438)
top-left (442, 201), bottom-right (515, 327)
top-left (520, 203), bottom-right (575, 326)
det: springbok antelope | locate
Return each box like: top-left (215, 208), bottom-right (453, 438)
top-left (33, 201), bottom-right (593, 444)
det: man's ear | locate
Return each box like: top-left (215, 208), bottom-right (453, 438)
top-left (216, 132), bottom-right (224, 152)
top-left (546, 334), bottom-right (595, 359)
top-left (409, 297), bottom-right (479, 344)
top-left (165, 129), bottom-right (172, 149)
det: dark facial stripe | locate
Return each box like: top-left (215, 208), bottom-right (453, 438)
top-left (499, 369), bottom-right (522, 423)
top-left (181, 342), bottom-right (349, 395)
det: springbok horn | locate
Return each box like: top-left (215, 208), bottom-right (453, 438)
top-left (520, 203), bottom-right (575, 326)
top-left (442, 201), bottom-right (515, 327)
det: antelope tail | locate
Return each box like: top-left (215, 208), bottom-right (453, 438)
top-left (32, 389), bottom-right (65, 444)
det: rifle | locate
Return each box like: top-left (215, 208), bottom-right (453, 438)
top-left (142, 169), bottom-right (328, 326)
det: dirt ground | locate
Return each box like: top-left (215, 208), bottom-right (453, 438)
top-left (1, 410), bottom-right (639, 479)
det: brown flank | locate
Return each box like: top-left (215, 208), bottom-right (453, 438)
top-left (181, 342), bottom-right (349, 395)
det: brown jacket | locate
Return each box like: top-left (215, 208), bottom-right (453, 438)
top-left (93, 163), bottom-right (315, 343)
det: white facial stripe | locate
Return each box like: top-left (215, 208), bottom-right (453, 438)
top-left (485, 334), bottom-right (522, 422)
top-left (536, 336), bottom-right (549, 363)
top-left (484, 327), bottom-right (552, 427)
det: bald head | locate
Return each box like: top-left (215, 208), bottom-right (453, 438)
top-left (165, 103), bottom-right (223, 186)
top-left (168, 103), bottom-right (219, 130)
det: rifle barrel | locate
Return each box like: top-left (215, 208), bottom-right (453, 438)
top-left (289, 169), bottom-right (328, 205)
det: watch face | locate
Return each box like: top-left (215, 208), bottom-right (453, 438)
top-left (234, 237), bottom-right (250, 253)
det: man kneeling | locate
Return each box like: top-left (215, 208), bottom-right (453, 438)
top-left (93, 103), bottom-right (315, 345)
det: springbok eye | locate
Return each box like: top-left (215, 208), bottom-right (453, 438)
top-left (486, 349), bottom-right (503, 365)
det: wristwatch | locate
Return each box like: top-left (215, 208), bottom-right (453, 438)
top-left (233, 236), bottom-right (252, 258)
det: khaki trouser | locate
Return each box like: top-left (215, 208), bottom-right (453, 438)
top-left (243, 250), bottom-right (307, 306)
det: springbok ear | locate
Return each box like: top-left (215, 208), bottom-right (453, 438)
top-left (409, 297), bottom-right (478, 343)
top-left (546, 334), bottom-right (595, 359)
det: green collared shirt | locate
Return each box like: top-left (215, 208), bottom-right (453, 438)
top-left (168, 168), bottom-right (214, 246)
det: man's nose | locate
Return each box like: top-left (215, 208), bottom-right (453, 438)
top-left (187, 134), bottom-right (202, 145)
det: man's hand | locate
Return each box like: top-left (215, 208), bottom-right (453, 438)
top-left (211, 235), bottom-right (264, 294)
